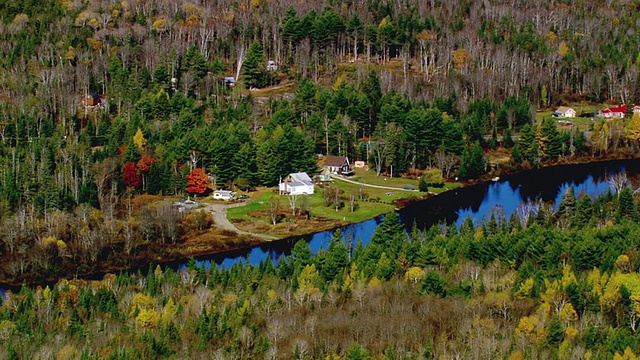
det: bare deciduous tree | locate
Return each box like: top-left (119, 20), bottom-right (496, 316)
top-left (269, 195), bottom-right (279, 225)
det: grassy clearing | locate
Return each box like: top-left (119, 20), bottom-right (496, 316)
top-left (536, 103), bottom-right (607, 131)
top-left (227, 184), bottom-right (399, 225)
top-left (227, 168), bottom-right (460, 228)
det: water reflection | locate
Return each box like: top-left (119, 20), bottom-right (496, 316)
top-left (194, 160), bottom-right (640, 271)
top-left (187, 216), bottom-right (384, 271)
top-left (400, 159), bottom-right (638, 230)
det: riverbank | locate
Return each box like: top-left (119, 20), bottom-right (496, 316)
top-left (1, 154), bottom-right (637, 289)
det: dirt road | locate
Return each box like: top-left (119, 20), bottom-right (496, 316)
top-left (201, 201), bottom-right (277, 240)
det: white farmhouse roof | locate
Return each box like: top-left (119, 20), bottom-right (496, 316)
top-left (288, 172), bottom-right (313, 185)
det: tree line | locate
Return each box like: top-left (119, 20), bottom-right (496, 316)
top-left (4, 0), bottom-right (640, 289)
top-left (3, 184), bottom-right (640, 358)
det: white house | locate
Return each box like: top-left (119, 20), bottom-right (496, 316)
top-left (552, 106), bottom-right (576, 118)
top-left (279, 172), bottom-right (314, 195)
top-left (213, 189), bottom-right (236, 201)
top-left (598, 104), bottom-right (627, 119)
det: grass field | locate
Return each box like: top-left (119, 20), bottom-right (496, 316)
top-left (535, 103), bottom-right (609, 132)
top-left (227, 167), bottom-right (460, 226)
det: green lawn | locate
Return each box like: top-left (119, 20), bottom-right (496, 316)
top-left (227, 168), bottom-right (460, 225)
top-left (536, 103), bottom-right (605, 132)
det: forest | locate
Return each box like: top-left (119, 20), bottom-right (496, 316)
top-left (3, 0), bottom-right (640, 356)
top-left (3, 187), bottom-right (640, 358)
top-left (3, 0), bottom-right (640, 283)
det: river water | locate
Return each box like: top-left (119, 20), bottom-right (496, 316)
top-left (189, 159), bottom-right (640, 271)
top-left (1, 160), bottom-right (637, 294)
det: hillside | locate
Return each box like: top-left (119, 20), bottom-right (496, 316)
top-left (3, 0), bottom-right (640, 322)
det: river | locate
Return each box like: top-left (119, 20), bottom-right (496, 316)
top-left (188, 159), bottom-right (640, 271)
top-left (1, 160), bottom-right (637, 294)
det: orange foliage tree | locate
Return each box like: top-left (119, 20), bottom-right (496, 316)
top-left (185, 168), bottom-right (210, 195)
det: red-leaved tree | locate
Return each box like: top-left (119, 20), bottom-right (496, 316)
top-left (123, 162), bottom-right (142, 190)
top-left (137, 156), bottom-right (154, 190)
top-left (186, 168), bottom-right (210, 195)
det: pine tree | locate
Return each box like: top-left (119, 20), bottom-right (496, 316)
top-left (557, 186), bottom-right (576, 224)
top-left (541, 118), bottom-right (562, 159)
top-left (321, 230), bottom-right (349, 281)
top-left (618, 187), bottom-right (635, 220)
top-left (243, 40), bottom-right (265, 89)
top-left (503, 127), bottom-right (515, 148)
top-left (147, 162), bottom-right (163, 195)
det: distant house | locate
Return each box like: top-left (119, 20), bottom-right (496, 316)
top-left (552, 106), bottom-right (576, 118)
top-left (213, 189), bottom-right (236, 201)
top-left (279, 172), bottom-right (314, 195)
top-left (266, 60), bottom-right (277, 71)
top-left (323, 156), bottom-right (352, 175)
top-left (598, 104), bottom-right (627, 119)
top-left (85, 93), bottom-right (107, 108)
top-left (223, 77), bottom-right (236, 87)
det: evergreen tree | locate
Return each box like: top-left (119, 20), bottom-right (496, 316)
top-left (147, 162), bottom-right (163, 195)
top-left (243, 41), bottom-right (265, 89)
top-left (540, 118), bottom-right (562, 159)
top-left (459, 142), bottom-right (486, 179)
top-left (519, 123), bottom-right (537, 163)
top-left (573, 194), bottom-right (593, 227)
top-left (618, 187), bottom-right (635, 220)
top-left (321, 230), bottom-right (350, 281)
top-left (503, 127), bottom-right (515, 148)
top-left (557, 186), bottom-right (576, 225)
top-left (547, 315), bottom-right (564, 345)
top-left (291, 240), bottom-right (312, 268)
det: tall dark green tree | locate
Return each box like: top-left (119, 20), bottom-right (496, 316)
top-left (618, 187), bottom-right (635, 220)
top-left (458, 142), bottom-right (486, 180)
top-left (540, 118), bottom-right (562, 159)
top-left (243, 41), bottom-right (265, 89)
top-left (518, 123), bottom-right (538, 165)
top-left (321, 229), bottom-right (349, 281)
top-left (147, 162), bottom-right (163, 195)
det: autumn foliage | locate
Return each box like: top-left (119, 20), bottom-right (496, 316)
top-left (122, 162), bottom-right (141, 190)
top-left (185, 168), bottom-right (210, 194)
top-left (137, 156), bottom-right (154, 174)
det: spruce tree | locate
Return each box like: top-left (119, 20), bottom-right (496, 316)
top-left (243, 41), bottom-right (265, 89)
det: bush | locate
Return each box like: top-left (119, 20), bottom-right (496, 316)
top-left (422, 168), bottom-right (444, 188)
top-left (419, 177), bottom-right (429, 192)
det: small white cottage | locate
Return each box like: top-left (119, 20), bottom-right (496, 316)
top-left (279, 172), bottom-right (314, 195)
top-left (213, 189), bottom-right (236, 201)
top-left (552, 106), bottom-right (576, 118)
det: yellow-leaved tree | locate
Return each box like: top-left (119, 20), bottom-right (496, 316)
top-left (133, 128), bottom-right (147, 151)
top-left (404, 267), bottom-right (426, 284)
top-left (161, 298), bottom-right (177, 324)
top-left (452, 48), bottom-right (469, 71)
top-left (558, 40), bottom-right (569, 57)
top-left (152, 17), bottom-right (168, 33)
top-left (625, 112), bottom-right (640, 151)
top-left (296, 264), bottom-right (321, 303)
top-left (135, 308), bottom-right (159, 329)
top-left (613, 347), bottom-right (638, 360)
